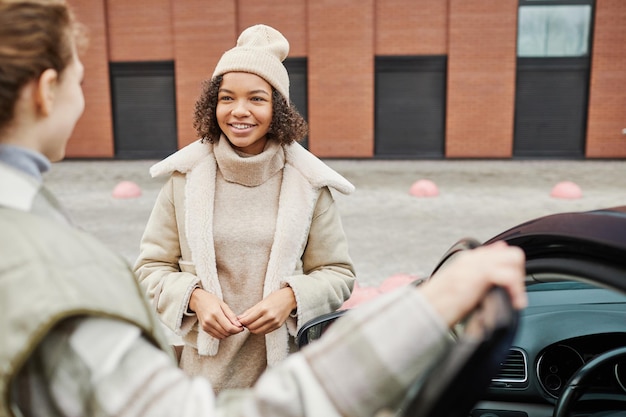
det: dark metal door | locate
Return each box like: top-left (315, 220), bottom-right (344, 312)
top-left (284, 58), bottom-right (308, 149)
top-left (110, 61), bottom-right (178, 159)
top-left (513, 0), bottom-right (593, 158)
top-left (514, 58), bottom-right (590, 157)
top-left (375, 56), bottom-right (446, 159)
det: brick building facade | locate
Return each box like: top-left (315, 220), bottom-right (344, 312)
top-left (66, 0), bottom-right (626, 159)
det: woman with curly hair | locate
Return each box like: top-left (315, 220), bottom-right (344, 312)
top-left (134, 24), bottom-right (357, 392)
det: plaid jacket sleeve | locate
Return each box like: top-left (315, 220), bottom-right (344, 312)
top-left (302, 286), bottom-right (452, 417)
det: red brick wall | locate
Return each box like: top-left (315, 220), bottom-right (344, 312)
top-left (586, 0), bottom-right (626, 158)
top-left (65, 0), bottom-right (625, 160)
top-left (445, 0), bottom-right (517, 158)
top-left (172, 0), bottom-right (236, 147)
top-left (106, 0), bottom-right (174, 62)
top-left (238, 0), bottom-right (307, 57)
top-left (66, 0), bottom-right (114, 157)
top-left (376, 0), bottom-right (447, 55)
top-left (308, 0), bottom-right (374, 157)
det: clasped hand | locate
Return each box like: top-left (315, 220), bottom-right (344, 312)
top-left (189, 287), bottom-right (297, 339)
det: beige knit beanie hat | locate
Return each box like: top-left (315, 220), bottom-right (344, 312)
top-left (212, 24), bottom-right (290, 104)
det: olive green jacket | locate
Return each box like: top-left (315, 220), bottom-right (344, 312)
top-left (0, 163), bottom-right (172, 417)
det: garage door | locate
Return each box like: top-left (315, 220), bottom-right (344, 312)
top-left (375, 56), bottom-right (446, 159)
top-left (284, 58), bottom-right (309, 149)
top-left (514, 58), bottom-right (590, 157)
top-left (110, 61), bottom-right (178, 159)
top-left (513, 1), bottom-right (593, 158)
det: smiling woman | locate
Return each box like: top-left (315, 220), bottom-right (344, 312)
top-left (133, 24), bottom-right (357, 393)
top-left (215, 72), bottom-right (274, 155)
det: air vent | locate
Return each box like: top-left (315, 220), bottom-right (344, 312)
top-left (492, 348), bottom-right (528, 385)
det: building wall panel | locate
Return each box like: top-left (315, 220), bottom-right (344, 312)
top-left (586, 0), bottom-right (626, 158)
top-left (106, 0), bottom-right (174, 62)
top-left (376, 0), bottom-right (447, 55)
top-left (308, 0), bottom-right (374, 157)
top-left (67, 0), bottom-right (114, 157)
top-left (446, 0), bottom-right (517, 158)
top-left (172, 0), bottom-right (237, 147)
top-left (238, 0), bottom-right (307, 57)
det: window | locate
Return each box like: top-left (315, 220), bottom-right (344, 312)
top-left (517, 4), bottom-right (592, 57)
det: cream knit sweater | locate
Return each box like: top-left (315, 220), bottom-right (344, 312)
top-left (179, 139), bottom-right (286, 391)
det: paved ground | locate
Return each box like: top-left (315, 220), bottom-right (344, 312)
top-left (46, 158), bottom-right (626, 287)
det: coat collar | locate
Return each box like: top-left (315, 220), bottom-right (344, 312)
top-left (150, 139), bottom-right (355, 195)
top-left (0, 163), bottom-right (40, 212)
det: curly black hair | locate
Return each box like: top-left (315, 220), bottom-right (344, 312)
top-left (193, 74), bottom-right (309, 145)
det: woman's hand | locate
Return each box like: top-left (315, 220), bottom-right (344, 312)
top-left (237, 287), bottom-right (297, 335)
top-left (189, 289), bottom-right (244, 339)
top-left (420, 241), bottom-right (527, 328)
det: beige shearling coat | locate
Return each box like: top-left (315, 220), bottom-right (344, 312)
top-left (134, 139), bottom-right (356, 366)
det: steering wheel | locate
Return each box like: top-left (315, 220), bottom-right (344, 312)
top-left (394, 286), bottom-right (519, 417)
top-left (553, 346), bottom-right (626, 417)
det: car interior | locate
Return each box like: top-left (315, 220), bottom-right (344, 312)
top-left (298, 207), bottom-right (626, 417)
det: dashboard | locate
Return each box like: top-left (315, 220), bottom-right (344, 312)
top-left (472, 281), bottom-right (626, 417)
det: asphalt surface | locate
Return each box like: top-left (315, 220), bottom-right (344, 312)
top-left (46, 158), bottom-right (626, 287)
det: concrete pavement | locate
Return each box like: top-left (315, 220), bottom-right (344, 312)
top-left (46, 158), bottom-right (626, 287)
